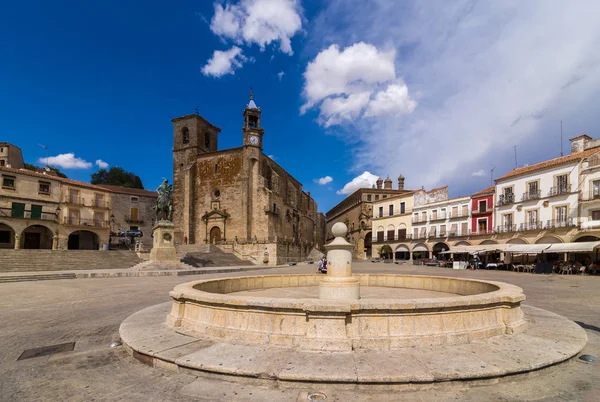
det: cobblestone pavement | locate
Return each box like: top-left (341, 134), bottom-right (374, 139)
top-left (0, 263), bottom-right (598, 401)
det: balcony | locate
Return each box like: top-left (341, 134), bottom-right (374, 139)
top-left (63, 197), bottom-right (110, 209)
top-left (429, 214), bottom-right (447, 222)
top-left (520, 221), bottom-right (543, 231)
top-left (373, 234), bottom-right (413, 244)
top-left (496, 194), bottom-right (515, 206)
top-left (580, 189), bottom-right (600, 202)
top-left (0, 207), bottom-right (57, 222)
top-left (448, 212), bottom-right (468, 219)
top-left (521, 191), bottom-right (541, 202)
top-left (471, 207), bottom-right (494, 217)
top-left (470, 229), bottom-right (495, 236)
top-left (496, 224), bottom-right (517, 233)
top-left (63, 216), bottom-right (109, 228)
top-left (548, 185), bottom-right (571, 197)
top-left (546, 218), bottom-right (576, 229)
top-left (125, 214), bottom-right (144, 224)
top-left (411, 217), bottom-right (428, 224)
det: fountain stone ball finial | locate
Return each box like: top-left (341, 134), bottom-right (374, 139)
top-left (332, 222), bottom-right (347, 238)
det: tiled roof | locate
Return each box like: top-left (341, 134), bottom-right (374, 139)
top-left (97, 184), bottom-right (157, 198)
top-left (0, 166), bottom-right (109, 191)
top-left (471, 186), bottom-right (495, 197)
top-left (495, 148), bottom-right (600, 182)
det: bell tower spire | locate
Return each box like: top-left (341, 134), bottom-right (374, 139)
top-left (243, 88), bottom-right (264, 148)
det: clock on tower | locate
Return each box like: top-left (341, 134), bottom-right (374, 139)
top-left (243, 89), bottom-right (265, 148)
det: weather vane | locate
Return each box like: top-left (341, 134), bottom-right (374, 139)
top-left (194, 106), bottom-right (199, 115)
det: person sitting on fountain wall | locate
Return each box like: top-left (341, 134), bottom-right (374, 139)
top-left (316, 257), bottom-right (323, 274)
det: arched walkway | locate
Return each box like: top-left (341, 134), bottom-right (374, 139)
top-left (394, 244), bottom-right (410, 261)
top-left (573, 235), bottom-right (600, 242)
top-left (535, 235), bottom-right (563, 244)
top-left (363, 232), bottom-right (372, 259)
top-left (22, 225), bottom-right (53, 249)
top-left (209, 226), bottom-right (222, 244)
top-left (412, 243), bottom-right (429, 260)
top-left (454, 241), bottom-right (471, 246)
top-left (0, 222), bottom-right (15, 249)
top-left (507, 238), bottom-right (528, 244)
top-left (479, 239), bottom-right (498, 245)
top-left (432, 242), bottom-right (449, 259)
top-left (68, 230), bottom-right (99, 250)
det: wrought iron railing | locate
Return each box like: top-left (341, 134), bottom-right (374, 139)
top-left (580, 189), bottom-right (600, 201)
top-left (125, 214), bottom-right (144, 223)
top-left (548, 185), bottom-right (571, 197)
top-left (520, 221), bottom-right (543, 231)
top-left (521, 191), bottom-right (541, 201)
top-left (546, 218), bottom-right (576, 229)
top-left (496, 224), bottom-right (517, 233)
top-left (63, 216), bottom-right (108, 228)
top-left (429, 214), bottom-right (447, 222)
top-left (497, 194), bottom-right (515, 206)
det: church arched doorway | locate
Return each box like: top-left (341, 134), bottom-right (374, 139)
top-left (209, 226), bottom-right (222, 244)
top-left (363, 232), bottom-right (372, 259)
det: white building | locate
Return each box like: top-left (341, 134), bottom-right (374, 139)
top-left (494, 135), bottom-right (600, 243)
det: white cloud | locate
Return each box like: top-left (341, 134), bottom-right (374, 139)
top-left (310, 1), bottom-right (600, 195)
top-left (41, 153), bottom-right (92, 169)
top-left (315, 176), bottom-right (333, 185)
top-left (202, 46), bottom-right (247, 77)
top-left (336, 172), bottom-right (379, 194)
top-left (471, 169), bottom-right (486, 177)
top-left (95, 159), bottom-right (109, 169)
top-left (301, 42), bottom-right (417, 126)
top-left (210, 0), bottom-right (303, 55)
top-left (277, 70), bottom-right (285, 81)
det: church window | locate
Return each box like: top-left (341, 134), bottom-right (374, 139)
top-left (367, 194), bottom-right (372, 201)
top-left (375, 195), bottom-right (379, 201)
top-left (214, 164), bottom-right (219, 174)
top-left (182, 127), bottom-right (189, 144)
top-left (214, 189), bottom-right (220, 198)
top-left (204, 133), bottom-right (211, 148)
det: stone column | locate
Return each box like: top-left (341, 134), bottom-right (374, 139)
top-left (52, 236), bottom-right (59, 250)
top-left (14, 233), bottom-right (20, 249)
top-left (319, 223), bottom-right (360, 300)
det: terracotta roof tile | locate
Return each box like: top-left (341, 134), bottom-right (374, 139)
top-left (96, 184), bottom-right (157, 198)
top-left (0, 166), bottom-right (109, 191)
top-left (471, 186), bottom-right (495, 197)
top-left (495, 148), bottom-right (600, 182)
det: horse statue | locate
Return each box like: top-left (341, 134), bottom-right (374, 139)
top-left (155, 178), bottom-right (174, 222)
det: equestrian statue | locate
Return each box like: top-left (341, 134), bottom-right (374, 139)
top-left (155, 178), bottom-right (174, 222)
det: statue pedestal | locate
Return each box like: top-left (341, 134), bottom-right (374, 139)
top-left (150, 222), bottom-right (177, 263)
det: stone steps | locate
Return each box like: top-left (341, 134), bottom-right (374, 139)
top-left (0, 273), bottom-right (77, 283)
top-left (179, 245), bottom-right (252, 267)
top-left (0, 250), bottom-right (141, 273)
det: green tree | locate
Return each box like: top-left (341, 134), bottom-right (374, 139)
top-left (91, 167), bottom-right (144, 189)
top-left (378, 245), bottom-right (393, 259)
top-left (23, 163), bottom-right (68, 178)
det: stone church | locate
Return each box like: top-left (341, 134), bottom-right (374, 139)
top-left (172, 92), bottom-right (325, 265)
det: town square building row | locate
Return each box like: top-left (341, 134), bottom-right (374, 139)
top-left (360, 134), bottom-right (600, 260)
top-left (0, 144), bottom-right (156, 250)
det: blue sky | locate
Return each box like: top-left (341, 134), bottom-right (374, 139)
top-left (2, 1), bottom-right (600, 213)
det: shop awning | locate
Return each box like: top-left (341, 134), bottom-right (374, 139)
top-left (439, 244), bottom-right (509, 254)
top-left (506, 244), bottom-right (551, 254)
top-left (545, 241), bottom-right (600, 253)
top-left (413, 245), bottom-right (428, 252)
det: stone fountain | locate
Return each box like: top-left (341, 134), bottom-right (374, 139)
top-left (120, 223), bottom-right (587, 384)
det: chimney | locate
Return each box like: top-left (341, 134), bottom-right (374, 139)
top-left (384, 175), bottom-right (392, 189)
top-left (398, 174), bottom-right (405, 190)
top-left (376, 177), bottom-right (383, 189)
top-left (570, 134), bottom-right (592, 153)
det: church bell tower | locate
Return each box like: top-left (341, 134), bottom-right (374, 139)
top-left (243, 89), bottom-right (264, 149)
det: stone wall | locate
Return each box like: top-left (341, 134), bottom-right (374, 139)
top-left (109, 192), bottom-right (156, 236)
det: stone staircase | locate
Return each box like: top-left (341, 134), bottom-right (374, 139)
top-left (0, 250), bottom-right (142, 273)
top-left (179, 245), bottom-right (253, 267)
top-left (0, 273), bottom-right (77, 283)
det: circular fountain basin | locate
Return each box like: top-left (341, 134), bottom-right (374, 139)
top-left (167, 274), bottom-right (527, 351)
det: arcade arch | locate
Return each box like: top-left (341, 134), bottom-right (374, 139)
top-left (21, 225), bottom-right (53, 249)
top-left (68, 230), bottom-right (100, 250)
